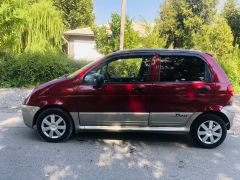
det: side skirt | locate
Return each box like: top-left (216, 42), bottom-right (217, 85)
top-left (75, 126), bottom-right (189, 133)
top-left (70, 112), bottom-right (203, 133)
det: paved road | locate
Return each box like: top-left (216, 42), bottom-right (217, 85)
top-left (0, 89), bottom-right (240, 180)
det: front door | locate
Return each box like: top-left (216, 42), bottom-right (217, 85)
top-left (76, 54), bottom-right (154, 126)
top-left (149, 55), bottom-right (216, 127)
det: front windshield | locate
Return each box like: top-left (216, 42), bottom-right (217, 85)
top-left (67, 60), bottom-right (97, 78)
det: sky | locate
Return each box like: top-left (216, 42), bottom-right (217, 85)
top-left (93, 0), bottom-right (240, 24)
top-left (94, 0), bottom-right (162, 24)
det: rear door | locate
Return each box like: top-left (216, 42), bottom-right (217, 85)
top-left (149, 55), bottom-right (215, 127)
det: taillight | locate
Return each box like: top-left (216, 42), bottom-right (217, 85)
top-left (227, 85), bottom-right (234, 96)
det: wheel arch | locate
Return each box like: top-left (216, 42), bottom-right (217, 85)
top-left (190, 111), bottom-right (231, 131)
top-left (33, 105), bottom-right (76, 132)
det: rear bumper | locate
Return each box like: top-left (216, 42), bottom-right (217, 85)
top-left (22, 105), bottom-right (40, 128)
top-left (221, 105), bottom-right (236, 129)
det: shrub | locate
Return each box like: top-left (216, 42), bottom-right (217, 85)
top-left (218, 59), bottom-right (240, 92)
top-left (0, 52), bottom-right (89, 87)
top-left (217, 47), bottom-right (240, 92)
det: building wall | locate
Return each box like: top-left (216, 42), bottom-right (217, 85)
top-left (68, 36), bottom-right (103, 61)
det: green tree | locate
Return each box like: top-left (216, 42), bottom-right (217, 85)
top-left (93, 13), bottom-right (139, 55)
top-left (193, 17), bottom-right (234, 57)
top-left (139, 20), bottom-right (167, 48)
top-left (157, 0), bottom-right (218, 48)
top-left (0, 0), bottom-right (27, 52)
top-left (25, 0), bottom-right (65, 52)
top-left (93, 25), bottom-right (112, 55)
top-left (53, 0), bottom-right (94, 29)
top-left (223, 0), bottom-right (240, 46)
top-left (0, 0), bottom-right (64, 53)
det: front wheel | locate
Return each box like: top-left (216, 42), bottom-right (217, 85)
top-left (191, 114), bottom-right (227, 148)
top-left (36, 108), bottom-right (74, 142)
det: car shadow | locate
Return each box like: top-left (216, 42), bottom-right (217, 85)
top-left (73, 131), bottom-right (194, 147)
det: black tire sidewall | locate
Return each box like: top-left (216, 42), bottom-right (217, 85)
top-left (36, 108), bottom-right (73, 142)
top-left (191, 114), bottom-right (227, 148)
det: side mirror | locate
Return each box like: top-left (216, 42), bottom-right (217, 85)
top-left (94, 73), bottom-right (104, 88)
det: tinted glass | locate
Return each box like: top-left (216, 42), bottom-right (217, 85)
top-left (84, 56), bottom-right (152, 84)
top-left (160, 56), bottom-right (207, 82)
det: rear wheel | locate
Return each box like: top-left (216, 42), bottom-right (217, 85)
top-left (191, 114), bottom-right (227, 148)
top-left (36, 108), bottom-right (73, 142)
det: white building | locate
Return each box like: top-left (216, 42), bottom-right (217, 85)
top-left (63, 27), bottom-right (103, 61)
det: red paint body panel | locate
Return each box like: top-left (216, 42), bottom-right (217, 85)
top-left (75, 84), bottom-right (152, 112)
top-left (203, 54), bottom-right (233, 107)
top-left (27, 77), bottom-right (80, 111)
top-left (24, 50), bottom-right (233, 115)
top-left (149, 82), bottom-right (216, 112)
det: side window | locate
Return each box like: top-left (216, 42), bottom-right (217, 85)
top-left (107, 58), bottom-right (141, 80)
top-left (84, 56), bottom-right (152, 84)
top-left (160, 56), bottom-right (210, 82)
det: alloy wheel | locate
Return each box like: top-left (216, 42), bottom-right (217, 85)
top-left (197, 120), bottom-right (223, 145)
top-left (41, 114), bottom-right (66, 139)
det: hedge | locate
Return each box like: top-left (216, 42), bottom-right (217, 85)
top-left (0, 52), bottom-right (88, 87)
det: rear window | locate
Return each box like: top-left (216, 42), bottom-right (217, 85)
top-left (160, 56), bottom-right (211, 82)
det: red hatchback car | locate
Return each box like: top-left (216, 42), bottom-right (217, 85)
top-left (22, 49), bottom-right (235, 148)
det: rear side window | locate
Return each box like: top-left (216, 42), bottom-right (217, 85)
top-left (160, 56), bottom-right (211, 82)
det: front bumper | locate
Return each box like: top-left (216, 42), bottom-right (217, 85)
top-left (22, 105), bottom-right (40, 128)
top-left (221, 105), bottom-right (236, 129)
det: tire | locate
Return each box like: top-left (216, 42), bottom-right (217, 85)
top-left (36, 108), bottom-right (74, 142)
top-left (190, 114), bottom-right (227, 148)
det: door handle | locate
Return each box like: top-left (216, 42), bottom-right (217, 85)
top-left (198, 86), bottom-right (210, 94)
top-left (132, 86), bottom-right (145, 93)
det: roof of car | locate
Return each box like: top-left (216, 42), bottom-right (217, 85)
top-left (110, 48), bottom-right (206, 56)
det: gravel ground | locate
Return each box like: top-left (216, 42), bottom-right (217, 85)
top-left (0, 88), bottom-right (31, 109)
top-left (0, 88), bottom-right (240, 180)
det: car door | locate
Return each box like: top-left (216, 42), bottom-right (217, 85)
top-left (149, 54), bottom-right (216, 127)
top-left (76, 54), bottom-right (154, 127)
